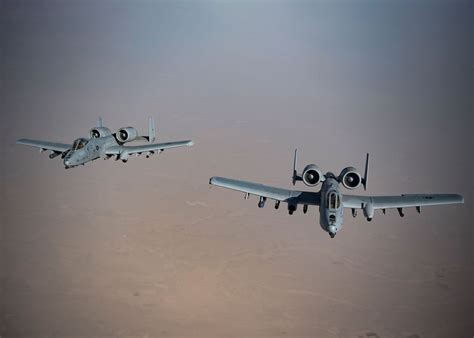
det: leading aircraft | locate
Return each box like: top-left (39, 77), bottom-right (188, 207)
top-left (17, 117), bottom-right (194, 169)
top-left (209, 150), bottom-right (464, 238)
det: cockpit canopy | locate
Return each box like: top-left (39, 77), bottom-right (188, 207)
top-left (72, 138), bottom-right (88, 150)
top-left (327, 191), bottom-right (341, 210)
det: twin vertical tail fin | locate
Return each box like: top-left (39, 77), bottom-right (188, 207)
top-left (148, 116), bottom-right (156, 143)
top-left (362, 153), bottom-right (369, 191)
top-left (292, 148), bottom-right (302, 185)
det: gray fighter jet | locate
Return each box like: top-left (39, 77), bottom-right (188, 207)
top-left (17, 117), bottom-right (193, 169)
top-left (209, 150), bottom-right (463, 238)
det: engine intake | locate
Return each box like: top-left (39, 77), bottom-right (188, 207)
top-left (117, 127), bottom-right (138, 143)
top-left (90, 127), bottom-right (112, 139)
top-left (339, 167), bottom-right (362, 190)
top-left (302, 164), bottom-right (323, 187)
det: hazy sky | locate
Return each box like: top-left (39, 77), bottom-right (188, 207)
top-left (1, 1), bottom-right (472, 337)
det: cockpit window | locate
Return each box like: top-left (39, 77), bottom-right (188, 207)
top-left (330, 193), bottom-right (336, 209)
top-left (327, 191), bottom-right (341, 210)
top-left (72, 138), bottom-right (88, 150)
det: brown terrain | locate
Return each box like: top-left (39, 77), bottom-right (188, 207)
top-left (2, 120), bottom-right (472, 337)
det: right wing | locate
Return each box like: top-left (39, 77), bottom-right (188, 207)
top-left (209, 176), bottom-right (320, 206)
top-left (16, 139), bottom-right (71, 153)
top-left (342, 194), bottom-right (463, 220)
top-left (343, 194), bottom-right (464, 210)
top-left (106, 140), bottom-right (194, 155)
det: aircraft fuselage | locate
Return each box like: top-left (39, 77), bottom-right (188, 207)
top-left (63, 135), bottom-right (118, 168)
top-left (318, 175), bottom-right (344, 237)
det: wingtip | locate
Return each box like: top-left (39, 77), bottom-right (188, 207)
top-left (209, 176), bottom-right (222, 185)
top-left (188, 140), bottom-right (194, 146)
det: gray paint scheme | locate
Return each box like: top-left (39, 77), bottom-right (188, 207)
top-left (209, 150), bottom-right (464, 238)
top-left (17, 117), bottom-right (193, 169)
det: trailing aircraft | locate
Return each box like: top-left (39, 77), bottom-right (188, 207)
top-left (17, 117), bottom-right (193, 169)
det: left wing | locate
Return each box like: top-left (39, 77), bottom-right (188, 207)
top-left (343, 194), bottom-right (463, 213)
top-left (209, 176), bottom-right (320, 206)
top-left (106, 140), bottom-right (194, 155)
top-left (17, 138), bottom-right (71, 153)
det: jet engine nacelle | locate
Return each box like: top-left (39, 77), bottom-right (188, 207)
top-left (117, 127), bottom-right (138, 143)
top-left (90, 127), bottom-right (112, 139)
top-left (338, 167), bottom-right (362, 190)
top-left (302, 164), bottom-right (323, 187)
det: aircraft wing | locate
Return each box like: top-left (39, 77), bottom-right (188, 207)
top-left (106, 140), bottom-right (194, 155)
top-left (343, 194), bottom-right (464, 210)
top-left (16, 138), bottom-right (71, 153)
top-left (209, 176), bottom-right (321, 205)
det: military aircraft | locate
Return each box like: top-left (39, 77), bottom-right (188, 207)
top-left (17, 117), bottom-right (194, 169)
top-left (209, 150), bottom-right (464, 238)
